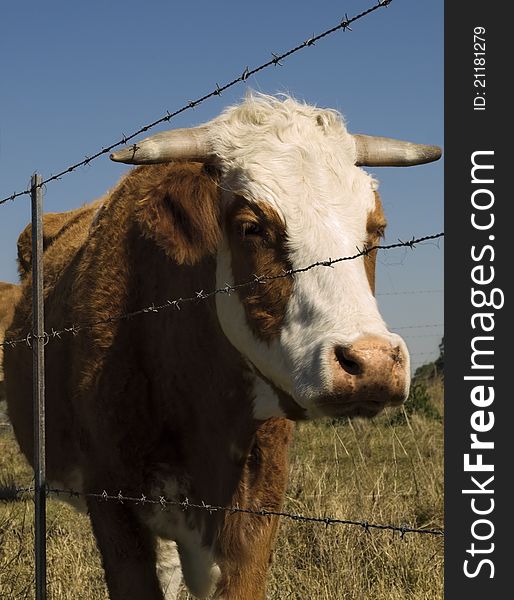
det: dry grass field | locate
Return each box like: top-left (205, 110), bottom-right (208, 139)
top-left (0, 377), bottom-right (443, 600)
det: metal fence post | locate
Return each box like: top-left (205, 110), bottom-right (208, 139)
top-left (31, 174), bottom-right (46, 600)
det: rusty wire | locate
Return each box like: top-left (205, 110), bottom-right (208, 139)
top-left (1, 231), bottom-right (443, 350)
top-left (10, 485), bottom-right (443, 538)
top-left (0, 0), bottom-right (394, 207)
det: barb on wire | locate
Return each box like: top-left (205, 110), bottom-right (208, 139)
top-left (0, 0), bottom-right (394, 207)
top-left (403, 333), bottom-right (443, 339)
top-left (376, 289), bottom-right (443, 296)
top-left (392, 323), bottom-right (444, 331)
top-left (12, 486), bottom-right (444, 537)
top-left (1, 232), bottom-right (444, 350)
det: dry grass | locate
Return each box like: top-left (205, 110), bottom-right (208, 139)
top-left (264, 409), bottom-right (443, 600)
top-left (0, 380), bottom-right (443, 599)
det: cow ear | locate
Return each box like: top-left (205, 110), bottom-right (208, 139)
top-left (134, 163), bottom-right (221, 265)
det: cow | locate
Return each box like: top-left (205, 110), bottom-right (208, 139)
top-left (0, 282), bottom-right (21, 404)
top-left (4, 94), bottom-right (441, 600)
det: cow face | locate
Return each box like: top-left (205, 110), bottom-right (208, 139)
top-left (215, 193), bottom-right (406, 421)
top-left (116, 95), bottom-right (441, 421)
top-left (209, 98), bottom-right (409, 419)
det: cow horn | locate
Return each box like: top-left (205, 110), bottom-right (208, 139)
top-left (110, 126), bottom-right (212, 164)
top-left (353, 134), bottom-right (442, 167)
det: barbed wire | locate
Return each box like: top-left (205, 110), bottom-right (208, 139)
top-left (0, 0), bottom-right (394, 207)
top-left (377, 289), bottom-right (443, 296)
top-left (9, 485), bottom-right (443, 538)
top-left (403, 334), bottom-right (443, 339)
top-left (392, 323), bottom-right (444, 331)
top-left (1, 232), bottom-right (443, 350)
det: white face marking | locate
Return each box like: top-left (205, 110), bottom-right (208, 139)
top-left (215, 241), bottom-right (294, 396)
top-left (212, 94), bottom-right (407, 409)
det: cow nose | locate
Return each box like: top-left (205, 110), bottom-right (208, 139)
top-left (331, 335), bottom-right (409, 408)
top-left (334, 345), bottom-right (364, 376)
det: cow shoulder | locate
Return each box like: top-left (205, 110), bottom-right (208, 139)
top-left (8, 199), bottom-right (104, 357)
top-left (17, 199), bottom-right (104, 278)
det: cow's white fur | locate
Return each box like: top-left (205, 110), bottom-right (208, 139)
top-left (250, 369), bottom-right (286, 420)
top-left (213, 94), bottom-right (408, 411)
top-left (216, 241), bottom-right (294, 398)
top-left (145, 478), bottom-right (220, 599)
top-left (155, 538), bottom-right (183, 599)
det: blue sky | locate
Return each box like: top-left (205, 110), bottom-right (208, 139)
top-left (0, 0), bottom-right (443, 371)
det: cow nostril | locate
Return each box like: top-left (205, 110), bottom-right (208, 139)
top-left (334, 346), bottom-right (362, 376)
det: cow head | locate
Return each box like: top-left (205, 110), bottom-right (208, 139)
top-left (112, 94), bottom-right (441, 421)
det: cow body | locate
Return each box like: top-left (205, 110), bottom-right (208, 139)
top-left (4, 95), bottom-right (439, 599)
top-left (7, 165), bottom-right (294, 598)
top-left (0, 282), bottom-right (21, 403)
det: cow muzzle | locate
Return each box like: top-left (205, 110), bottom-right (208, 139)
top-left (314, 334), bottom-right (409, 418)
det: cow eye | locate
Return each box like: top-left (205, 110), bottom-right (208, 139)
top-left (240, 221), bottom-right (263, 238)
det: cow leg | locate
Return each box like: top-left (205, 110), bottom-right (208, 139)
top-left (213, 419), bottom-right (293, 599)
top-left (156, 538), bottom-right (183, 599)
top-left (215, 515), bottom-right (281, 600)
top-left (87, 497), bottom-right (163, 600)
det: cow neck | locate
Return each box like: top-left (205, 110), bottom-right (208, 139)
top-left (126, 221), bottom-right (262, 496)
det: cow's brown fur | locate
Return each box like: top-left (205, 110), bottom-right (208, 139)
top-left (5, 162), bottom-right (295, 600)
top-left (364, 192), bottom-right (387, 294)
top-left (0, 282), bottom-right (21, 402)
top-left (227, 195), bottom-right (293, 341)
top-left (16, 199), bottom-right (104, 277)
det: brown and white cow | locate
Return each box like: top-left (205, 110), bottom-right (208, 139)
top-left (4, 94), bottom-right (441, 599)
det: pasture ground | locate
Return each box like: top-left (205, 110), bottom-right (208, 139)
top-left (0, 377), bottom-right (443, 599)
